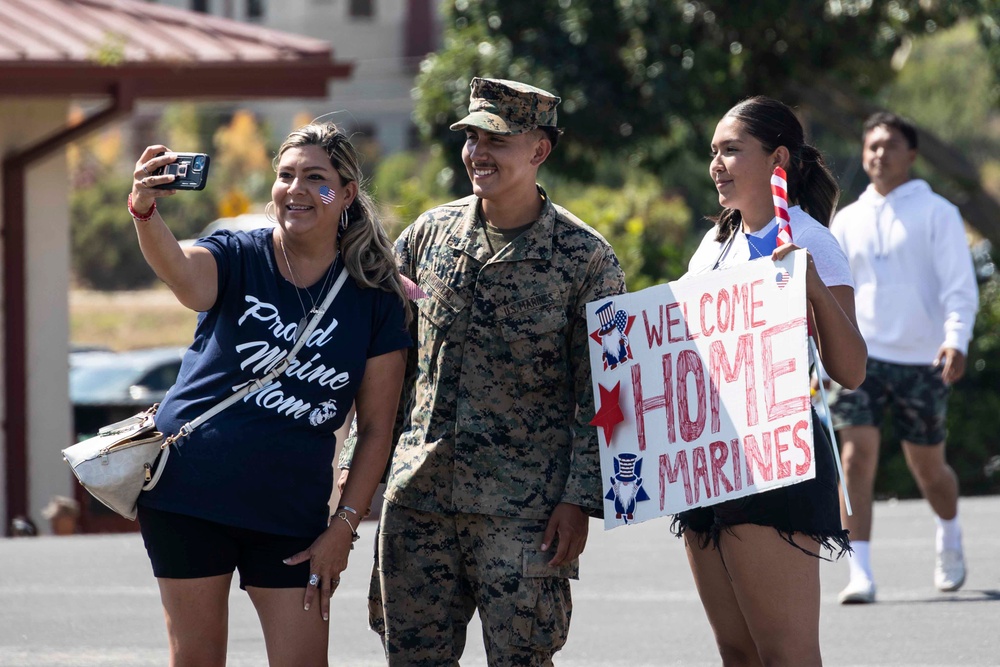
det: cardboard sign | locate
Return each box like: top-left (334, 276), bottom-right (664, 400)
top-left (587, 250), bottom-right (813, 529)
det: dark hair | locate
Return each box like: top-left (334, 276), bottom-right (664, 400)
top-left (712, 96), bottom-right (840, 242)
top-left (863, 111), bottom-right (918, 150)
top-left (536, 125), bottom-right (563, 149)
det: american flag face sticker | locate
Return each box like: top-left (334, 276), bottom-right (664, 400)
top-left (319, 185), bottom-right (336, 205)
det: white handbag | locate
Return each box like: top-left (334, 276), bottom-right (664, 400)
top-left (61, 406), bottom-right (169, 520)
top-left (62, 265), bottom-right (348, 520)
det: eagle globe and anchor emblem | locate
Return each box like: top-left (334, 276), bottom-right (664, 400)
top-left (309, 399), bottom-right (338, 427)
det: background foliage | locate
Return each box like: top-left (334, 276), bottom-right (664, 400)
top-left (68, 1), bottom-right (1000, 496)
top-left (406, 0), bottom-right (1000, 498)
top-left (69, 106), bottom-right (273, 289)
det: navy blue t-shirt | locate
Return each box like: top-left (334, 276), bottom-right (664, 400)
top-left (139, 228), bottom-right (411, 537)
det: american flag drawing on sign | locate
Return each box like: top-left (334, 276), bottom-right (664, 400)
top-left (775, 269), bottom-right (790, 289)
top-left (613, 310), bottom-right (630, 339)
top-left (319, 185), bottom-right (336, 205)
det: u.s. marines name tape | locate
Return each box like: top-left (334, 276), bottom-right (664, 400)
top-left (586, 250), bottom-right (813, 529)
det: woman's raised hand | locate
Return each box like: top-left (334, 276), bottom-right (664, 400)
top-left (130, 145), bottom-right (178, 215)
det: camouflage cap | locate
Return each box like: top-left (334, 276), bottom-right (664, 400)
top-left (450, 77), bottom-right (560, 135)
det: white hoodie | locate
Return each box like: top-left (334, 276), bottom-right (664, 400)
top-left (830, 179), bottom-right (978, 364)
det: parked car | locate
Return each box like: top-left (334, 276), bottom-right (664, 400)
top-left (70, 346), bottom-right (186, 439)
top-left (178, 212), bottom-right (275, 248)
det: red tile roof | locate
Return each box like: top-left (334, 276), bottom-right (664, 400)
top-left (0, 0), bottom-right (352, 98)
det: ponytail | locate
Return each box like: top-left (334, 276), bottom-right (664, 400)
top-left (793, 144), bottom-right (840, 226)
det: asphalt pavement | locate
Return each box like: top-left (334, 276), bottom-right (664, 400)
top-left (2, 496), bottom-right (998, 666)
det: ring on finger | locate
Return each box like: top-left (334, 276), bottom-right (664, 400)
top-left (308, 573), bottom-right (320, 587)
top-left (141, 165), bottom-right (150, 176)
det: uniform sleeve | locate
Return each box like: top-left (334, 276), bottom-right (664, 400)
top-left (336, 413), bottom-right (358, 470)
top-left (561, 245), bottom-right (627, 514)
top-left (932, 203), bottom-right (979, 353)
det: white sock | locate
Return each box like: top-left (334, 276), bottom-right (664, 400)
top-left (936, 514), bottom-right (962, 552)
top-left (847, 540), bottom-right (873, 583)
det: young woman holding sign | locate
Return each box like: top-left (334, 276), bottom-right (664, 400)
top-left (677, 97), bottom-right (867, 666)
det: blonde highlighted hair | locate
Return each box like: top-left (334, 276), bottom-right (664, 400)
top-left (274, 122), bottom-right (411, 323)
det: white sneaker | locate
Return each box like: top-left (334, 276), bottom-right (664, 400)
top-left (935, 548), bottom-right (967, 592)
top-left (838, 578), bottom-right (876, 604)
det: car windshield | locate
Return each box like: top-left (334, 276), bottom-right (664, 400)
top-left (69, 350), bottom-right (183, 404)
top-left (70, 364), bottom-right (146, 400)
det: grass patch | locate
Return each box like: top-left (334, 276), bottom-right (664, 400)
top-left (70, 289), bottom-right (197, 351)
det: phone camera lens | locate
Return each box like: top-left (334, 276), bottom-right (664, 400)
top-left (193, 155), bottom-right (205, 170)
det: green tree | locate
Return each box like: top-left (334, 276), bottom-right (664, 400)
top-left (404, 2), bottom-right (1000, 499)
top-left (551, 174), bottom-right (694, 289)
top-left (69, 118), bottom-right (210, 289)
top-left (887, 22), bottom-right (1000, 156)
top-left (415, 0), bottom-right (1000, 242)
top-left (212, 110), bottom-right (275, 210)
top-left (71, 173), bottom-right (157, 290)
top-left (946, 268), bottom-right (1000, 496)
top-left (70, 104), bottom-right (277, 289)
top-left (371, 147), bottom-right (454, 239)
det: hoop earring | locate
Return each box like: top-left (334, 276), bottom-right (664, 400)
top-left (264, 201), bottom-right (277, 223)
top-left (340, 207), bottom-right (349, 232)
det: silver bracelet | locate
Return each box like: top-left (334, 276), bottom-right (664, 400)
top-left (333, 510), bottom-right (360, 543)
top-left (337, 505), bottom-right (360, 516)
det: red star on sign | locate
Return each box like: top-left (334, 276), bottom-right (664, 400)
top-left (589, 381), bottom-right (625, 446)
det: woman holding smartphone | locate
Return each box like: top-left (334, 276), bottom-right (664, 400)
top-left (127, 122), bottom-right (411, 666)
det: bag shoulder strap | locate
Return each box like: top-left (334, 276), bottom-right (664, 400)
top-left (165, 261), bottom-right (350, 447)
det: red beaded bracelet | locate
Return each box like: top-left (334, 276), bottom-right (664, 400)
top-left (127, 193), bottom-right (156, 221)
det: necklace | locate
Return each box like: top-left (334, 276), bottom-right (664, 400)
top-left (712, 232), bottom-right (738, 270)
top-left (746, 232), bottom-right (766, 259)
top-left (278, 237), bottom-right (337, 322)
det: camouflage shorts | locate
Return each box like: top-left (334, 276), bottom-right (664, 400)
top-left (371, 502), bottom-right (578, 667)
top-left (829, 358), bottom-right (949, 445)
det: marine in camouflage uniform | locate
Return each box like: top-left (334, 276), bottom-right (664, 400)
top-left (346, 78), bottom-right (626, 666)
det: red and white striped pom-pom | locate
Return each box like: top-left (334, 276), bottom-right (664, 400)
top-left (771, 166), bottom-right (792, 246)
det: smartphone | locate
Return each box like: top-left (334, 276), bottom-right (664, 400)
top-left (152, 152), bottom-right (211, 191)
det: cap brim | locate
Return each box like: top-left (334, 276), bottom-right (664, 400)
top-left (449, 111), bottom-right (529, 135)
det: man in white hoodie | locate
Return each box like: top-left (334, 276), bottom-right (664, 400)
top-left (829, 112), bottom-right (979, 604)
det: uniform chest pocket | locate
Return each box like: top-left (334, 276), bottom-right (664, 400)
top-left (416, 274), bottom-right (466, 382)
top-left (499, 308), bottom-right (569, 391)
